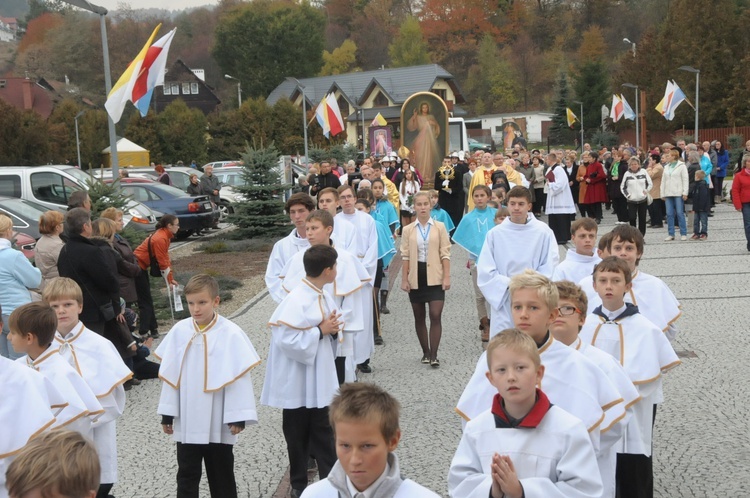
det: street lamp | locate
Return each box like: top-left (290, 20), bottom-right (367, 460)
top-left (60, 0), bottom-right (119, 178)
top-left (622, 83), bottom-right (640, 149)
top-left (286, 77), bottom-right (309, 169)
top-left (678, 65), bottom-right (700, 143)
top-left (75, 110), bottom-right (86, 169)
top-left (623, 38), bottom-right (636, 58)
top-left (573, 100), bottom-right (584, 150)
top-left (224, 74), bottom-right (242, 109)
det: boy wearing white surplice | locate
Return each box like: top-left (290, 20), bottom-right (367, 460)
top-left (156, 274), bottom-right (260, 498)
top-left (580, 258), bottom-right (680, 498)
top-left (279, 210), bottom-right (370, 383)
top-left (10, 302), bottom-right (103, 436)
top-left (262, 244), bottom-right (342, 497)
top-left (43, 277), bottom-right (131, 498)
top-left (448, 329), bottom-right (603, 498)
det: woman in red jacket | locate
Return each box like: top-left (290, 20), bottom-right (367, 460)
top-left (582, 151), bottom-right (607, 223)
top-left (133, 215), bottom-right (180, 337)
top-left (732, 155), bottom-right (750, 252)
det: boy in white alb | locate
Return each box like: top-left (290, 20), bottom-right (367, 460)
top-left (449, 329), bottom-right (603, 498)
top-left (578, 224), bottom-right (681, 340)
top-left (317, 187), bottom-right (357, 253)
top-left (456, 270), bottom-right (625, 462)
top-left (9, 302), bottom-right (102, 436)
top-left (551, 281), bottom-right (642, 498)
top-left (477, 186), bottom-right (559, 337)
top-left (43, 277), bottom-right (131, 498)
top-left (266, 193), bottom-right (315, 303)
top-left (262, 244), bottom-right (342, 497)
top-left (579, 257), bottom-right (680, 498)
top-left (280, 210), bottom-right (371, 383)
top-left (157, 274), bottom-right (260, 498)
top-left (302, 383), bottom-right (440, 498)
top-left (552, 218), bottom-right (602, 283)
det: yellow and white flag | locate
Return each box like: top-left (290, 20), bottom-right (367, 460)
top-left (566, 108), bottom-right (578, 128)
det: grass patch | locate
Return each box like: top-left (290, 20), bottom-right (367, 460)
top-left (197, 238), bottom-right (276, 253)
top-left (151, 271), bottom-right (242, 322)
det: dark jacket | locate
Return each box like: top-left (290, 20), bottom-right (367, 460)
top-left (690, 180), bottom-right (711, 212)
top-left (607, 161), bottom-right (627, 200)
top-left (686, 161), bottom-right (701, 202)
top-left (58, 234), bottom-right (121, 324)
top-left (199, 173), bottom-right (222, 203)
top-left (564, 163), bottom-right (580, 202)
top-left (187, 182), bottom-right (201, 195)
top-left (308, 171), bottom-right (340, 196)
top-left (112, 234), bottom-right (141, 303)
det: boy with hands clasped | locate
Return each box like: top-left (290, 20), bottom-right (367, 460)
top-left (448, 329), bottom-right (603, 498)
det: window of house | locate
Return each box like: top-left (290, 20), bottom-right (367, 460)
top-left (170, 83), bottom-right (179, 95)
top-left (191, 82), bottom-right (199, 94)
top-left (337, 96), bottom-right (349, 117)
top-left (182, 82), bottom-right (191, 94)
top-left (163, 84), bottom-right (171, 95)
top-left (373, 91), bottom-right (389, 107)
top-left (431, 89), bottom-right (447, 101)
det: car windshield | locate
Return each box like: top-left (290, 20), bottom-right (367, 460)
top-left (0, 197), bottom-right (51, 218)
top-left (62, 167), bottom-right (99, 186)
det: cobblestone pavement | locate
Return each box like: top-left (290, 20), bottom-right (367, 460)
top-left (113, 202), bottom-right (749, 498)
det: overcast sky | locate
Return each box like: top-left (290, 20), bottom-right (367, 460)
top-left (91, 0), bottom-right (219, 12)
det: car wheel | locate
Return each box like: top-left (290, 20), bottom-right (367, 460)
top-left (218, 201), bottom-right (233, 221)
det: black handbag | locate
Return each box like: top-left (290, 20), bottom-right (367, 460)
top-left (147, 235), bottom-right (162, 278)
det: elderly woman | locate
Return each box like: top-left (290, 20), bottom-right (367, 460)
top-left (0, 213), bottom-right (42, 358)
top-left (661, 149), bottom-right (689, 241)
top-left (187, 173), bottom-right (201, 195)
top-left (100, 208), bottom-right (141, 306)
top-left (34, 210), bottom-right (65, 290)
top-left (155, 164), bottom-right (171, 185)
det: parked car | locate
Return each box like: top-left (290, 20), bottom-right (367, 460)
top-left (0, 196), bottom-right (50, 240)
top-left (468, 137), bottom-right (493, 153)
top-left (0, 165), bottom-right (157, 232)
top-left (113, 179), bottom-right (218, 238)
top-left (12, 231), bottom-right (37, 260)
top-left (203, 160), bottom-right (242, 170)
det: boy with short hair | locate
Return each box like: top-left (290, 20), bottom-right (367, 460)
top-left (493, 206), bottom-right (509, 225)
top-left (579, 257), bottom-right (680, 498)
top-left (156, 274), bottom-right (260, 498)
top-left (476, 186), bottom-right (559, 337)
top-left (456, 271), bottom-right (625, 458)
top-left (318, 187), bottom-right (357, 251)
top-left (42, 277), bottom-right (131, 498)
top-left (452, 185), bottom-right (497, 343)
top-left (449, 329), bottom-right (603, 498)
top-left (301, 383), bottom-right (440, 498)
top-left (577, 225), bottom-right (681, 340)
top-left (552, 218), bottom-right (602, 283)
top-left (5, 430), bottom-right (100, 498)
top-left (262, 245), bottom-right (342, 497)
top-left (9, 302), bottom-right (102, 435)
top-left (551, 281), bottom-right (642, 498)
top-left (690, 169), bottom-right (710, 239)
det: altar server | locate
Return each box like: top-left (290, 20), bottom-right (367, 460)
top-left (552, 218), bottom-right (602, 283)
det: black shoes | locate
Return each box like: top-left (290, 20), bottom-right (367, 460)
top-left (374, 335), bottom-right (384, 345)
top-left (357, 363), bottom-right (372, 373)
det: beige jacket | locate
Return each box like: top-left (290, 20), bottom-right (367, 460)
top-left (400, 219), bottom-right (451, 289)
top-left (647, 163), bottom-right (663, 199)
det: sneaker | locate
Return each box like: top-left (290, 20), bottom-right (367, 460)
top-left (421, 356), bottom-right (430, 364)
top-left (374, 335), bottom-right (384, 345)
top-left (379, 306), bottom-right (390, 315)
top-left (700, 234), bottom-right (707, 240)
top-left (149, 330), bottom-right (161, 339)
top-left (430, 358), bottom-right (440, 368)
top-left (357, 363), bottom-right (372, 374)
top-left (664, 236), bottom-right (675, 241)
top-left (680, 235), bottom-right (687, 241)
top-left (690, 234), bottom-right (700, 240)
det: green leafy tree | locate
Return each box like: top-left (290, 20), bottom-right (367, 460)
top-left (125, 112), bottom-right (164, 164)
top-left (78, 110), bottom-right (109, 169)
top-left (320, 39), bottom-right (358, 76)
top-left (213, 0), bottom-right (325, 99)
top-left (270, 98), bottom-right (305, 155)
top-left (206, 109), bottom-right (246, 161)
top-left (548, 72), bottom-right (576, 145)
top-left (464, 35), bottom-right (519, 115)
top-left (157, 100), bottom-right (208, 164)
top-left (228, 145), bottom-right (291, 239)
top-left (572, 60), bottom-right (610, 140)
top-left (46, 99), bottom-right (80, 164)
top-left (388, 16), bottom-right (431, 67)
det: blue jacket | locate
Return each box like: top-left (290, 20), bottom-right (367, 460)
top-left (690, 180), bottom-right (711, 212)
top-left (699, 155), bottom-right (713, 184)
top-left (0, 240), bottom-right (42, 315)
top-left (715, 150), bottom-right (730, 177)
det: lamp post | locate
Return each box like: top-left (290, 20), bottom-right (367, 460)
top-left (622, 83), bottom-right (639, 149)
top-left (287, 77), bottom-right (309, 168)
top-left (75, 110), bottom-right (86, 169)
top-left (678, 66), bottom-right (700, 143)
top-left (623, 38), bottom-right (636, 58)
top-left (60, 0), bottom-right (119, 178)
top-left (224, 74), bottom-right (242, 109)
top-left (573, 100), bottom-right (584, 150)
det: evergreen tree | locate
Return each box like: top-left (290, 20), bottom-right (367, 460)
top-left (572, 60), bottom-right (610, 141)
top-left (548, 72), bottom-right (575, 145)
top-left (228, 145), bottom-right (291, 239)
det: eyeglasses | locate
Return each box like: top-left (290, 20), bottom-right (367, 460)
top-left (558, 305), bottom-right (582, 316)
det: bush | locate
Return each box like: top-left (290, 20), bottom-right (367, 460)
top-left (727, 133), bottom-right (744, 173)
top-left (591, 131), bottom-right (619, 148)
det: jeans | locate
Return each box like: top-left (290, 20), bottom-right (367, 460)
top-left (693, 211), bottom-right (708, 236)
top-left (743, 203), bottom-right (750, 250)
top-left (665, 196), bottom-right (687, 236)
top-left (0, 315), bottom-right (23, 359)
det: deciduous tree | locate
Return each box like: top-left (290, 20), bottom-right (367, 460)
top-left (388, 16), bottom-right (431, 68)
top-left (320, 39), bottom-right (358, 76)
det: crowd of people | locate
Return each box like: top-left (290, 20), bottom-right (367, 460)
top-left (1, 136), bottom-right (748, 498)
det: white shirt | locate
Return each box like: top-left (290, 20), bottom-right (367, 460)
top-left (415, 218), bottom-right (433, 263)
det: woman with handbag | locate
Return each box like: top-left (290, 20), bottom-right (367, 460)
top-left (133, 215), bottom-right (180, 338)
top-left (400, 192), bottom-right (451, 367)
top-left (0, 214), bottom-right (42, 359)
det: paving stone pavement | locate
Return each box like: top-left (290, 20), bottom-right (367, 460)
top-left (113, 202), bottom-right (749, 498)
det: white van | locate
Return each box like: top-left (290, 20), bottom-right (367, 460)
top-left (0, 165), bottom-right (157, 231)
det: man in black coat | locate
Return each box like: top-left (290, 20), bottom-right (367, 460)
top-left (308, 160), bottom-right (341, 197)
top-left (57, 208), bottom-right (121, 334)
top-left (435, 155), bottom-right (465, 229)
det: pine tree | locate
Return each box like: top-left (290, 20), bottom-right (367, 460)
top-left (228, 145), bottom-right (291, 239)
top-left (548, 72), bottom-right (575, 145)
top-left (572, 60), bottom-right (610, 141)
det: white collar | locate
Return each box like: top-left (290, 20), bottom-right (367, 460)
top-left (602, 303), bottom-right (627, 320)
top-left (346, 462), bottom-right (390, 498)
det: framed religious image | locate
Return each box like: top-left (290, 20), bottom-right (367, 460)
top-left (369, 126), bottom-right (393, 158)
top-left (501, 119), bottom-right (527, 151)
top-left (401, 92), bottom-right (449, 181)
